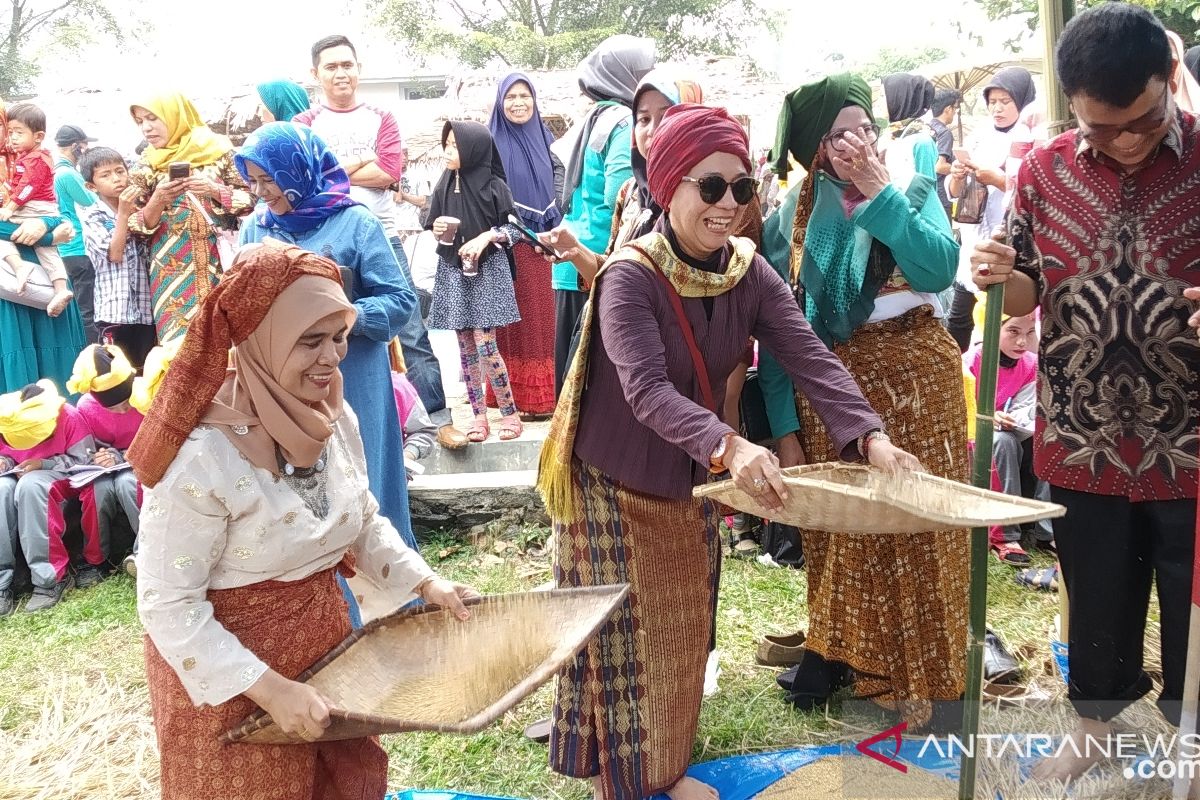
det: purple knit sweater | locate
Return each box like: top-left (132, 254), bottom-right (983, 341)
top-left (572, 246), bottom-right (883, 500)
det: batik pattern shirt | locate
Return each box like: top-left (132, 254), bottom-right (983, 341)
top-left (1010, 111), bottom-right (1200, 500)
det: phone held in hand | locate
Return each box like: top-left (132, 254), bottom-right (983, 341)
top-left (168, 162), bottom-right (191, 181)
top-left (506, 214), bottom-right (563, 259)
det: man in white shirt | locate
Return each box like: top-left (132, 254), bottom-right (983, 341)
top-left (295, 35), bottom-right (464, 449)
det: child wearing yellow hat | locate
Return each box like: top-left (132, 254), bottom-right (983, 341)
top-left (0, 379), bottom-right (96, 614)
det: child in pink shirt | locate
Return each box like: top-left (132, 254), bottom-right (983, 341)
top-left (964, 312), bottom-right (1054, 565)
top-left (0, 380), bottom-right (95, 614)
top-left (52, 345), bottom-right (144, 586)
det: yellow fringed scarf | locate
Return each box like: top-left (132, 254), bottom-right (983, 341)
top-left (537, 232), bottom-right (757, 523)
top-left (66, 345), bottom-right (135, 395)
top-left (0, 380), bottom-right (66, 450)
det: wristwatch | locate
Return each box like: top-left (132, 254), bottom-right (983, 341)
top-left (710, 433), bottom-right (735, 473)
top-left (858, 430), bottom-right (890, 459)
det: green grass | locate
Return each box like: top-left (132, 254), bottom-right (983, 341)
top-left (0, 529), bottom-right (1074, 798)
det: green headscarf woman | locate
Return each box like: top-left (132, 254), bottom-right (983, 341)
top-left (256, 80), bottom-right (311, 123)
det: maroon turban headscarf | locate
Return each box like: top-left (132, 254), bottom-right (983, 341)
top-left (646, 103), bottom-right (752, 212)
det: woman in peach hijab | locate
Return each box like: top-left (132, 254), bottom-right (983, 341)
top-left (128, 240), bottom-right (478, 799)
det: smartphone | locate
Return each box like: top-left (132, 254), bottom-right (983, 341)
top-left (506, 214), bottom-right (563, 259)
top-left (168, 161), bottom-right (191, 181)
top-left (338, 266), bottom-right (355, 303)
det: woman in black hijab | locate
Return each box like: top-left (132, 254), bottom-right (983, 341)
top-left (425, 121), bottom-right (525, 443)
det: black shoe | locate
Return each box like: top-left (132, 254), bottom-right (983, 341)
top-left (781, 650), bottom-right (851, 712)
top-left (984, 629), bottom-right (1021, 684)
top-left (25, 573), bottom-right (74, 613)
top-left (75, 565), bottom-right (105, 589)
top-left (0, 589), bottom-right (12, 617)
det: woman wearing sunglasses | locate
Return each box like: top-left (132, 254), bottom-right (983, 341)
top-left (758, 73), bottom-right (965, 730)
top-left (538, 102), bottom-right (918, 800)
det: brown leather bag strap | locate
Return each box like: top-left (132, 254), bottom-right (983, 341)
top-left (626, 243), bottom-right (716, 413)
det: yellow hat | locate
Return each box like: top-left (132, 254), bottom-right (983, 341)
top-left (130, 338), bottom-right (183, 415)
top-left (66, 344), bottom-right (135, 396)
top-left (0, 380), bottom-right (66, 450)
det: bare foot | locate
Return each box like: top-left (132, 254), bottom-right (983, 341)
top-left (1031, 718), bottom-right (1113, 782)
top-left (11, 263), bottom-right (31, 293)
top-left (666, 776), bottom-right (718, 800)
top-left (46, 289), bottom-right (74, 318)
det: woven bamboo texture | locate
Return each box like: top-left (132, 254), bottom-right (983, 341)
top-left (693, 463), bottom-right (1065, 534)
top-left (222, 585), bottom-right (629, 745)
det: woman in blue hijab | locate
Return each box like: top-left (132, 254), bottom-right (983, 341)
top-left (235, 122), bottom-right (418, 552)
top-left (485, 73), bottom-right (562, 418)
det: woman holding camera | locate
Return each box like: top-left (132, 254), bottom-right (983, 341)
top-left (128, 92), bottom-right (254, 344)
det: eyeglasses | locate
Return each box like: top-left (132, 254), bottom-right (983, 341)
top-left (1076, 86), bottom-right (1172, 144)
top-left (681, 175), bottom-right (760, 205)
top-left (820, 124), bottom-right (881, 152)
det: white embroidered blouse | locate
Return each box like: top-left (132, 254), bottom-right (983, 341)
top-left (136, 406), bottom-right (434, 707)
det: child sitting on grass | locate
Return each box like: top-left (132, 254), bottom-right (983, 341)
top-left (0, 103), bottom-right (74, 317)
top-left (44, 345), bottom-right (144, 588)
top-left (0, 380), bottom-right (95, 614)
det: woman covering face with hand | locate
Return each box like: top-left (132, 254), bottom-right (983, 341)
top-left (759, 73), bottom-right (965, 729)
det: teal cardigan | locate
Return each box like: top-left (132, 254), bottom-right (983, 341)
top-left (758, 176), bottom-right (957, 439)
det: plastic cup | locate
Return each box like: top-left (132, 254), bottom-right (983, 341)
top-left (436, 216), bottom-right (460, 245)
top-left (462, 258), bottom-right (479, 278)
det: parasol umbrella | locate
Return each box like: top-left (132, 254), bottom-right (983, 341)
top-left (916, 55), bottom-right (1044, 139)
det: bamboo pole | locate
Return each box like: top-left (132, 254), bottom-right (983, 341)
top-left (1039, 0), bottom-right (1076, 136)
top-left (958, 280), bottom-right (1005, 800)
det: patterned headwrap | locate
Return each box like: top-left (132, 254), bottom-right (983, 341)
top-left (235, 123), bottom-right (361, 234)
top-left (126, 240), bottom-right (350, 488)
top-left (769, 73), bottom-right (873, 176)
top-left (131, 92), bottom-right (233, 172)
top-left (0, 380), bottom-right (65, 450)
top-left (67, 344), bottom-right (136, 407)
top-left (130, 338), bottom-right (183, 415)
top-left (646, 104), bottom-right (751, 212)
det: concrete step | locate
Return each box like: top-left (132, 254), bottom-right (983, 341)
top-left (419, 428), bottom-right (545, 475)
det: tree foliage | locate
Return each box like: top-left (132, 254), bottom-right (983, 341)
top-left (977, 0), bottom-right (1200, 45)
top-left (372, 0), bottom-right (770, 70)
top-left (0, 0), bottom-right (123, 97)
top-left (855, 46), bottom-right (949, 82)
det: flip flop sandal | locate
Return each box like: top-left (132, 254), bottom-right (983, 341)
top-left (467, 418), bottom-right (490, 443)
top-left (992, 542), bottom-right (1031, 566)
top-left (1015, 565), bottom-right (1059, 592)
top-left (497, 415), bottom-right (523, 441)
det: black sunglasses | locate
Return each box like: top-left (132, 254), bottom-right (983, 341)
top-left (681, 174), bottom-right (759, 205)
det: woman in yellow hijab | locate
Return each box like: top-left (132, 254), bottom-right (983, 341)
top-left (127, 92), bottom-right (255, 344)
top-left (0, 380), bottom-right (97, 614)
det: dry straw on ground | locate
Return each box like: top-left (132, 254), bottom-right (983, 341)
top-left (0, 676), bottom-right (160, 800)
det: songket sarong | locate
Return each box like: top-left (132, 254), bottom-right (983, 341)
top-left (550, 459), bottom-right (720, 800)
top-left (796, 305), bottom-right (970, 727)
top-left (144, 566), bottom-right (387, 800)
